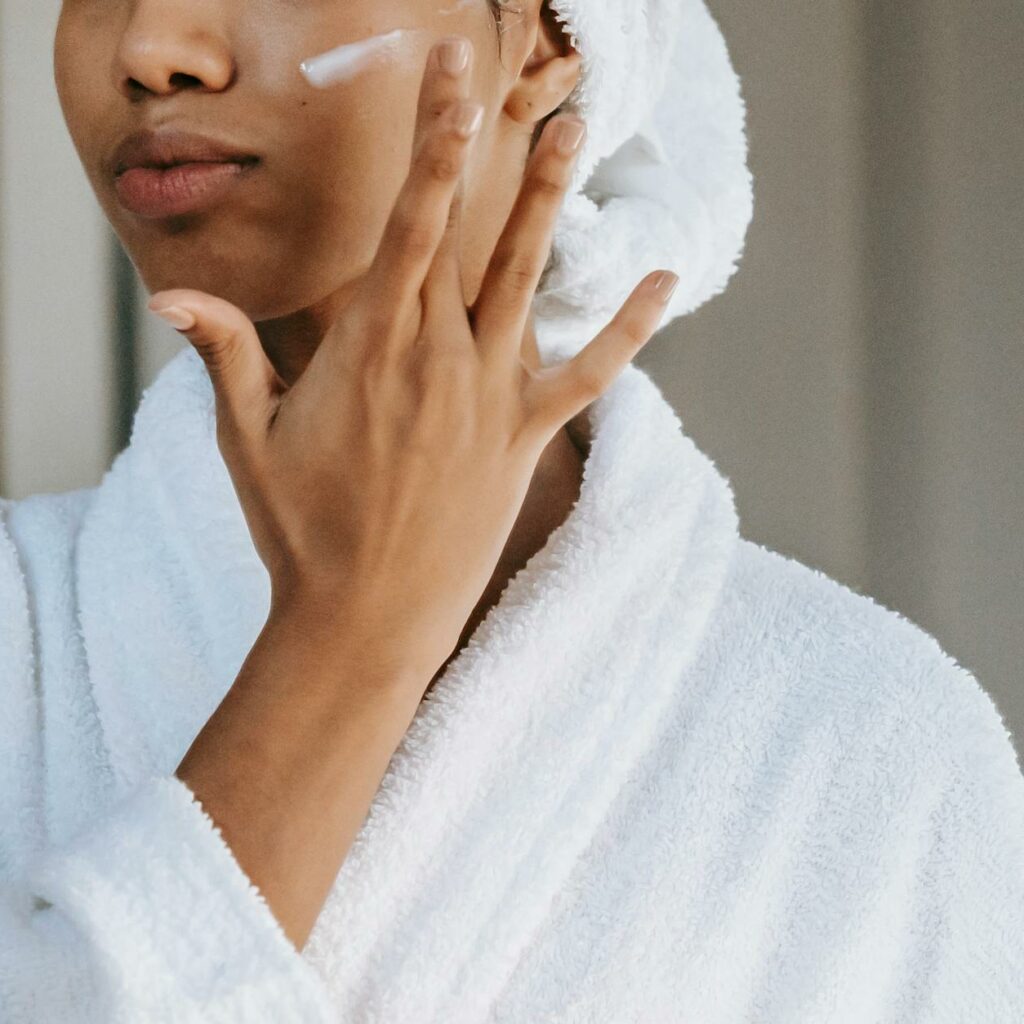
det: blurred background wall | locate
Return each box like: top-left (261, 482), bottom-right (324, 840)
top-left (1, 0), bottom-right (1021, 754)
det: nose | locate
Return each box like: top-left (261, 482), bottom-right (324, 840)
top-left (113, 1), bottom-right (235, 98)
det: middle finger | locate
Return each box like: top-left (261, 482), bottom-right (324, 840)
top-left (419, 37), bottom-right (476, 320)
top-left (413, 36), bottom-right (474, 160)
top-left (352, 37), bottom-right (477, 336)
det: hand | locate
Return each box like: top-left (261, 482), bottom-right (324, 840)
top-left (146, 34), bottom-right (679, 679)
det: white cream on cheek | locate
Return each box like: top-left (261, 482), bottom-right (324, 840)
top-left (299, 28), bottom-right (425, 88)
top-left (297, 1), bottom-right (493, 90)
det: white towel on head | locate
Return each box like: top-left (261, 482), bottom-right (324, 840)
top-left (536, 0), bottom-right (754, 359)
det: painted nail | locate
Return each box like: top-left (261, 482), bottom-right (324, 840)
top-left (150, 305), bottom-right (196, 330)
top-left (652, 271), bottom-right (680, 299)
top-left (553, 117), bottom-right (586, 156)
top-left (437, 36), bottom-right (470, 74)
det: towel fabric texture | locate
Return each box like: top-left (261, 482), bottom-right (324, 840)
top-left (536, 0), bottom-right (754, 357)
top-left (1, 1), bottom-right (1023, 1020)
top-left (1, 343), bottom-right (1023, 1022)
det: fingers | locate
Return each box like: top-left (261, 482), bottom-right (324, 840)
top-left (420, 159), bottom-right (468, 332)
top-left (524, 270), bottom-right (680, 436)
top-left (468, 113), bottom-right (586, 364)
top-left (420, 39), bottom-right (474, 326)
top-left (147, 289), bottom-right (280, 450)
top-left (412, 36), bottom-right (474, 172)
top-left (356, 36), bottom-right (480, 336)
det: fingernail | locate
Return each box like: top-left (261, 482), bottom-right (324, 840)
top-left (553, 117), bottom-right (586, 156)
top-left (437, 36), bottom-right (470, 75)
top-left (150, 304), bottom-right (196, 330)
top-left (652, 271), bottom-right (679, 300)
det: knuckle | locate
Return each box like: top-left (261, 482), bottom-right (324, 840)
top-left (526, 165), bottom-right (567, 201)
top-left (195, 330), bottom-right (239, 370)
top-left (356, 325), bottom-right (404, 376)
top-left (491, 249), bottom-right (539, 297)
top-left (407, 335), bottom-right (470, 378)
top-left (572, 360), bottom-right (607, 400)
top-left (356, 347), bottom-right (402, 406)
top-left (356, 348), bottom-right (389, 387)
top-left (423, 145), bottom-right (461, 183)
top-left (391, 208), bottom-right (437, 260)
top-left (355, 303), bottom-right (398, 346)
top-left (424, 97), bottom-right (450, 125)
top-left (503, 263), bottom-right (537, 297)
top-left (617, 313), bottom-right (650, 348)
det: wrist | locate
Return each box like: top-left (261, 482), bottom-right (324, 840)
top-left (262, 589), bottom-right (437, 696)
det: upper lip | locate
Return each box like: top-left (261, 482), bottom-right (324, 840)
top-left (111, 128), bottom-right (258, 176)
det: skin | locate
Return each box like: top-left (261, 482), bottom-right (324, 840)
top-left (53, 0), bottom-right (589, 689)
top-left (51, 2), bottom-right (677, 950)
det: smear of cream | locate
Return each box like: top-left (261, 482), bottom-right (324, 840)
top-left (299, 28), bottom-right (423, 89)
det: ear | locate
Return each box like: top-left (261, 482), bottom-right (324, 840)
top-left (503, 2), bottom-right (583, 125)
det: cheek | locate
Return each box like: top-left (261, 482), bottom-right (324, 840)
top-left (260, 49), bottom-right (423, 241)
top-left (282, 73), bottom-right (423, 273)
top-left (243, 17), bottom-right (426, 213)
top-left (53, 14), bottom-right (107, 172)
top-left (288, 25), bottom-right (502, 284)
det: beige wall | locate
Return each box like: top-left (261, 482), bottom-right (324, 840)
top-left (0, 0), bottom-right (115, 496)
top-left (2, 1), bottom-right (1022, 752)
top-left (643, 0), bottom-right (1024, 755)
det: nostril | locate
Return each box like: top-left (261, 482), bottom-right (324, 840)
top-left (168, 71), bottom-right (204, 89)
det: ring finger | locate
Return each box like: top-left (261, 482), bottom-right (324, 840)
top-left (468, 113), bottom-right (586, 363)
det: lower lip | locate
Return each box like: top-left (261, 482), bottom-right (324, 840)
top-left (114, 160), bottom-right (256, 218)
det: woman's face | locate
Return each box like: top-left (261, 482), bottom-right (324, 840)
top-left (53, 0), bottom-right (574, 324)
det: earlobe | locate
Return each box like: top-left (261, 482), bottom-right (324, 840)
top-left (503, 49), bottom-right (582, 125)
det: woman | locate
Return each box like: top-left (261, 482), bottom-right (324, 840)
top-left (1, 0), bottom-right (1022, 1021)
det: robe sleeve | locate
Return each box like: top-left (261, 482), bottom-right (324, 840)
top-left (884, 665), bottom-right (1024, 1023)
top-left (0, 496), bottom-right (336, 1022)
top-left (0, 773), bottom-right (336, 1023)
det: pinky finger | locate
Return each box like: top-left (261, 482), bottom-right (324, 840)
top-left (526, 270), bottom-right (680, 433)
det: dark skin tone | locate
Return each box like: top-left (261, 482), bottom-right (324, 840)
top-left (53, 0), bottom-right (588, 693)
top-left (51, 2), bottom-right (680, 951)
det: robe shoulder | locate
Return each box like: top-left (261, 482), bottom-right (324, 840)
top-left (497, 535), bottom-right (1024, 1021)
top-left (721, 536), bottom-right (1022, 783)
top-left (692, 538), bottom-right (1024, 1018)
top-left (0, 487), bottom-right (100, 809)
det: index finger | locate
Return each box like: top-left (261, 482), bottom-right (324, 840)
top-left (412, 36), bottom-right (474, 165)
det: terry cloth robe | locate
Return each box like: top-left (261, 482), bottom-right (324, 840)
top-left (1, 343), bottom-right (1023, 1023)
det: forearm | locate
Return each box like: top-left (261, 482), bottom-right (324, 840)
top-left (175, 596), bottom-right (431, 951)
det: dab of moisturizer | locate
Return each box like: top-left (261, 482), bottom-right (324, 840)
top-left (299, 28), bottom-right (422, 88)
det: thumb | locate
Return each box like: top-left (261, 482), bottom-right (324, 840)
top-left (147, 289), bottom-right (280, 445)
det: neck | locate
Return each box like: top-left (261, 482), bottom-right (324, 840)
top-left (427, 406), bottom-right (587, 693)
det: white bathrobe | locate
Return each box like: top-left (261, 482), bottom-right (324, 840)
top-left (1, 343), bottom-right (1022, 1023)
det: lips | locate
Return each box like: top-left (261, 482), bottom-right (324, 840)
top-left (111, 128), bottom-right (259, 218)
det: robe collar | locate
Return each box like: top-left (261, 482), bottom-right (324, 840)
top-left (76, 339), bottom-right (739, 1017)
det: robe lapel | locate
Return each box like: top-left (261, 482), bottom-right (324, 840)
top-left (77, 343), bottom-right (738, 1019)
